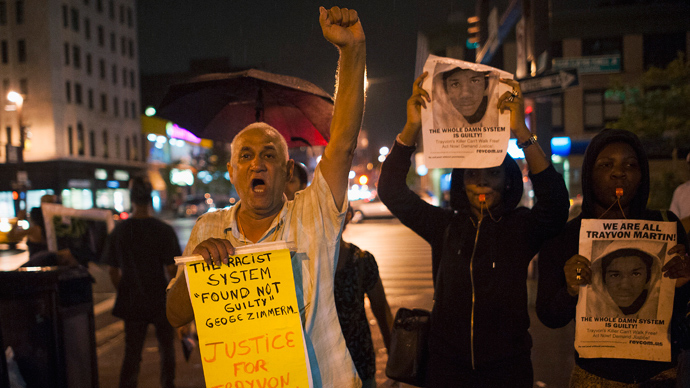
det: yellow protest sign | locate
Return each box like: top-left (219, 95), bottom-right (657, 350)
top-left (180, 242), bottom-right (310, 388)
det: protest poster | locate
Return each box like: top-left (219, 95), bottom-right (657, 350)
top-left (575, 219), bottom-right (677, 361)
top-left (177, 241), bottom-right (311, 388)
top-left (42, 203), bottom-right (114, 265)
top-left (421, 54), bottom-right (513, 169)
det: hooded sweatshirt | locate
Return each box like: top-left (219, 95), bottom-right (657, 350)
top-left (378, 140), bottom-right (569, 369)
top-left (536, 128), bottom-right (690, 384)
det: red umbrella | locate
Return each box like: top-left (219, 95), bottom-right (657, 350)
top-left (156, 69), bottom-right (334, 148)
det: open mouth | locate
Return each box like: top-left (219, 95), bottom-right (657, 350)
top-left (251, 178), bottom-right (266, 193)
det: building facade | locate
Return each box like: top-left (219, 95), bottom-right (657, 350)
top-left (420, 0), bottom-right (690, 205)
top-left (0, 0), bottom-right (145, 216)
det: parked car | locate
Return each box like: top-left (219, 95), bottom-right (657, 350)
top-left (208, 197), bottom-right (237, 212)
top-left (177, 196), bottom-right (214, 218)
top-left (96, 208), bottom-right (129, 222)
top-left (350, 197), bottom-right (394, 223)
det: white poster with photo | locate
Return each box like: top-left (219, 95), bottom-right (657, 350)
top-left (421, 55), bottom-right (513, 169)
top-left (42, 203), bottom-right (115, 264)
top-left (575, 219), bottom-right (677, 361)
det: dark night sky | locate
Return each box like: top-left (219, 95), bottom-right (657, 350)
top-left (136, 1), bottom-right (472, 152)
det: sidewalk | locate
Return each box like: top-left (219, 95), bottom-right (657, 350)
top-left (87, 260), bottom-right (206, 387)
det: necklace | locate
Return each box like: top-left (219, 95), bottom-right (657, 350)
top-left (235, 206), bottom-right (284, 246)
top-left (236, 213), bottom-right (248, 246)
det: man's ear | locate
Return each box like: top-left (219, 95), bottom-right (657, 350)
top-left (286, 159), bottom-right (295, 180)
top-left (227, 162), bottom-right (235, 185)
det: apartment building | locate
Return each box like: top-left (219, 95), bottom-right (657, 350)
top-left (0, 0), bottom-right (145, 215)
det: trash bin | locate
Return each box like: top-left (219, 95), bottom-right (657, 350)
top-left (0, 266), bottom-right (98, 388)
top-left (0, 320), bottom-right (9, 387)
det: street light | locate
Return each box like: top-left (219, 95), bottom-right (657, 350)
top-left (7, 91), bottom-right (23, 104)
top-left (6, 91), bottom-right (24, 161)
top-left (6, 91), bottom-right (27, 215)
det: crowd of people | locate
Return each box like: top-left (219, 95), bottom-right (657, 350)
top-left (6, 5), bottom-right (690, 388)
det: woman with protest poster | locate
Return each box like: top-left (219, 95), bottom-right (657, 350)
top-left (536, 128), bottom-right (690, 386)
top-left (378, 73), bottom-right (569, 387)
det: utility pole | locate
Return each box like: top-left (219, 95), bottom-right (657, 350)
top-left (521, 0), bottom-right (553, 155)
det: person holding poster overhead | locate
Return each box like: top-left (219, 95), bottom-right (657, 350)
top-left (377, 73), bottom-right (569, 387)
top-left (536, 128), bottom-right (690, 386)
top-left (165, 6), bottom-right (365, 388)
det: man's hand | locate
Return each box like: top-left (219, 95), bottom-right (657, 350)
top-left (193, 238), bottom-right (235, 266)
top-left (564, 254), bottom-right (591, 297)
top-left (319, 6), bottom-right (364, 49)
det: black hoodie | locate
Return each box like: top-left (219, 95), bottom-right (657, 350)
top-left (378, 141), bottom-right (569, 371)
top-left (536, 128), bottom-right (690, 384)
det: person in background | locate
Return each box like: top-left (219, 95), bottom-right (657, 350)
top-left (9, 194), bottom-right (57, 257)
top-left (103, 176), bottom-right (180, 388)
top-left (335, 205), bottom-right (393, 388)
top-left (536, 128), bottom-right (690, 386)
top-left (285, 161), bottom-right (309, 200)
top-left (670, 152), bottom-right (690, 232)
top-left (165, 6), bottom-right (366, 387)
top-left (285, 164), bottom-right (392, 386)
top-left (378, 73), bottom-right (569, 387)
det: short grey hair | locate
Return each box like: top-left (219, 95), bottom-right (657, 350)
top-left (230, 122), bottom-right (289, 161)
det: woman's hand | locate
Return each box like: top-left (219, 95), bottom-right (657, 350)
top-left (398, 72), bottom-right (431, 146)
top-left (564, 254), bottom-right (592, 297)
top-left (497, 78), bottom-right (529, 138)
top-left (662, 244), bottom-right (690, 287)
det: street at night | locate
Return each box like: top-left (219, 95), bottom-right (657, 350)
top-left (50, 216), bottom-right (574, 388)
top-left (1, 0), bottom-right (689, 387)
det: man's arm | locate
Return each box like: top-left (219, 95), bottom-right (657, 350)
top-left (367, 277), bottom-right (393, 350)
top-left (317, 6), bottom-right (366, 209)
top-left (167, 232), bottom-right (234, 327)
top-left (166, 264), bottom-right (177, 282)
top-left (167, 271), bottom-right (195, 327)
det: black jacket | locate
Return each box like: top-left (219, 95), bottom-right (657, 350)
top-left (536, 128), bottom-right (690, 384)
top-left (379, 141), bottom-right (569, 368)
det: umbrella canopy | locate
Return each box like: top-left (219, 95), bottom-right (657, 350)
top-left (156, 69), bottom-right (334, 148)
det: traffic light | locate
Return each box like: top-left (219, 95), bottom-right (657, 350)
top-left (466, 16), bottom-right (481, 49)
